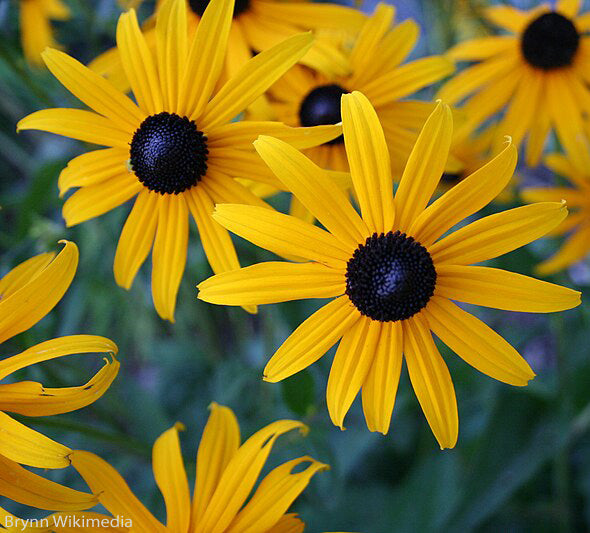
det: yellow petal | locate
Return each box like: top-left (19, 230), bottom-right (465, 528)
top-left (394, 101), bottom-right (453, 232)
top-left (435, 265), bottom-right (581, 313)
top-left (42, 47), bottom-right (144, 132)
top-left (447, 36), bottom-right (515, 60)
top-left (208, 148), bottom-right (284, 190)
top-left (264, 296), bottom-right (360, 383)
top-left (62, 172), bottom-right (142, 227)
top-left (558, 0), bottom-right (581, 17)
top-left (425, 296), bottom-right (535, 386)
top-left (191, 403), bottom-right (240, 527)
top-left (0, 241), bottom-right (77, 345)
top-left (197, 420), bottom-right (306, 533)
top-left (0, 252), bottom-right (54, 300)
top-left (430, 201), bottom-right (568, 266)
top-left (537, 223), bottom-right (590, 275)
top-left (0, 412), bottom-right (70, 469)
top-left (201, 32), bottom-right (313, 128)
top-left (151, 194), bottom-right (189, 322)
top-left (17, 109), bottom-right (130, 148)
top-left (403, 314), bottom-right (458, 450)
top-left (0, 455), bottom-right (96, 511)
top-left (361, 321), bottom-right (403, 435)
top-left (202, 170), bottom-right (270, 209)
top-left (70, 450), bottom-right (165, 532)
top-left (212, 204), bottom-right (352, 266)
top-left (327, 317), bottom-right (379, 429)
top-left (198, 262), bottom-right (344, 306)
top-left (114, 190), bottom-right (159, 289)
top-left (341, 91), bottom-right (394, 233)
top-left (254, 136), bottom-right (369, 250)
top-left (228, 456), bottom-right (328, 533)
top-left (152, 423), bottom-right (190, 532)
top-left (265, 513), bottom-right (305, 533)
top-left (409, 140), bottom-right (517, 246)
top-left (484, 6), bottom-right (531, 32)
top-left (116, 9), bottom-right (163, 114)
top-left (179, 0), bottom-right (234, 118)
top-left (0, 335), bottom-right (117, 382)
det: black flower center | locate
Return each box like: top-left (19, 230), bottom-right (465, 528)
top-left (189, 0), bottom-right (250, 18)
top-left (129, 112), bottom-right (208, 195)
top-left (521, 12), bottom-right (579, 69)
top-left (346, 231), bottom-right (436, 322)
top-left (299, 84), bottom-right (347, 145)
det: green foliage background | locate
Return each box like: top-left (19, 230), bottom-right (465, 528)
top-left (1, 0), bottom-right (590, 531)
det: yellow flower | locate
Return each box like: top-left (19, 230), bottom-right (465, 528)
top-left (11, 403), bottom-right (326, 532)
top-left (19, 0), bottom-right (69, 65)
top-left (18, 0), bottom-right (340, 321)
top-left (0, 240), bottom-right (118, 511)
top-left (198, 92), bottom-right (581, 449)
top-left (438, 0), bottom-right (590, 169)
top-left (267, 4), bottom-right (454, 176)
top-left (521, 153), bottom-right (590, 275)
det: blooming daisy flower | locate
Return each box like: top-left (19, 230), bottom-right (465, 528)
top-left (18, 0), bottom-right (340, 321)
top-left (267, 4), bottom-right (454, 175)
top-left (198, 92), bottom-right (581, 448)
top-left (0, 241), bottom-right (118, 511)
top-left (438, 0), bottom-right (590, 169)
top-left (521, 153), bottom-right (590, 275)
top-left (46, 403), bottom-right (325, 532)
top-left (19, 0), bottom-right (69, 65)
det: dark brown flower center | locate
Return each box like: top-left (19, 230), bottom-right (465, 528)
top-left (189, 0), bottom-right (250, 18)
top-left (299, 84), bottom-right (347, 145)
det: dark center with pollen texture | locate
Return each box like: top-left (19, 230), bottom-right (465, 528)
top-left (346, 231), bottom-right (437, 322)
top-left (521, 12), bottom-right (580, 69)
top-left (299, 84), bottom-right (347, 145)
top-left (189, 0), bottom-right (250, 18)
top-left (129, 112), bottom-right (208, 195)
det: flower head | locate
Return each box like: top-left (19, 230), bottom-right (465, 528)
top-left (198, 92), bottom-right (581, 448)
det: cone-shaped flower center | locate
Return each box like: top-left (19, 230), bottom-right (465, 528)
top-left (521, 12), bottom-right (579, 69)
top-left (189, 0), bottom-right (250, 18)
top-left (129, 112), bottom-right (208, 195)
top-left (346, 231), bottom-right (437, 322)
top-left (299, 84), bottom-right (347, 144)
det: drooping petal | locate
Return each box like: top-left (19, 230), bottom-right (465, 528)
top-left (152, 423), bottom-right (190, 533)
top-left (435, 265), bottom-right (581, 313)
top-left (191, 403), bottom-right (240, 527)
top-left (394, 102), bottom-right (453, 232)
top-left (212, 204), bottom-right (352, 266)
top-left (327, 317), bottom-right (379, 429)
top-left (0, 241), bottom-right (77, 345)
top-left (196, 420), bottom-right (306, 533)
top-left (403, 314), bottom-right (458, 449)
top-left (254, 136), bottom-right (369, 249)
top-left (114, 190), bottom-right (159, 289)
top-left (227, 457), bottom-right (328, 533)
top-left (0, 455), bottom-right (96, 511)
top-left (425, 296), bottom-right (535, 386)
top-left (151, 194), bottom-right (189, 322)
top-left (198, 262), bottom-right (344, 306)
top-left (361, 321), bottom-right (403, 435)
top-left (341, 91), bottom-right (394, 233)
top-left (70, 451), bottom-right (166, 533)
top-left (264, 296), bottom-right (360, 383)
top-left (430, 202), bottom-right (568, 265)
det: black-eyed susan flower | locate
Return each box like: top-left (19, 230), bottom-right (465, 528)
top-left (19, 0), bottom-right (69, 65)
top-left (198, 92), bottom-right (581, 448)
top-left (18, 0), bottom-right (340, 321)
top-left (40, 403), bottom-right (325, 532)
top-left (521, 153), bottom-right (590, 275)
top-left (438, 0), bottom-right (590, 169)
top-left (0, 241), bottom-right (118, 511)
top-left (267, 3), bottom-right (454, 175)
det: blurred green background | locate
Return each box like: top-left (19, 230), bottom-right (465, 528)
top-left (1, 0), bottom-right (590, 531)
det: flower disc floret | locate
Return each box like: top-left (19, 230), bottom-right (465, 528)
top-left (521, 12), bottom-right (580, 69)
top-left (345, 231), bottom-right (437, 322)
top-left (129, 112), bottom-right (208, 195)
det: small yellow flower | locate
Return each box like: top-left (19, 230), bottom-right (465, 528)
top-left (198, 92), bottom-right (581, 449)
top-left (0, 241), bottom-right (118, 511)
top-left (18, 0), bottom-right (340, 321)
top-left (439, 0), bottom-right (590, 169)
